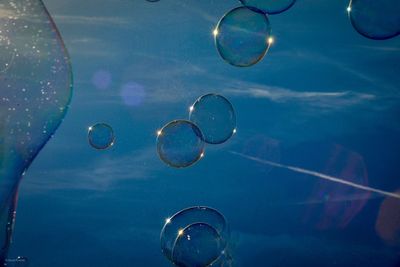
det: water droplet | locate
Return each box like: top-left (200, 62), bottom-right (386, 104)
top-left (189, 94), bottom-right (236, 145)
top-left (88, 123), bottom-right (115, 150)
top-left (156, 120), bottom-right (205, 168)
top-left (172, 222), bottom-right (225, 267)
top-left (239, 0), bottom-right (296, 14)
top-left (161, 206), bottom-right (229, 263)
top-left (0, 0), bottom-right (72, 261)
top-left (214, 7), bottom-right (272, 67)
top-left (348, 0), bottom-right (400, 40)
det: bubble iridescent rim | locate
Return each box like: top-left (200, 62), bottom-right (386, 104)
top-left (189, 93), bottom-right (236, 145)
top-left (347, 0), bottom-right (400, 40)
top-left (239, 0), bottom-right (296, 15)
top-left (160, 206), bottom-right (229, 261)
top-left (214, 6), bottom-right (272, 67)
top-left (156, 119), bottom-right (205, 168)
top-left (87, 123), bottom-right (115, 150)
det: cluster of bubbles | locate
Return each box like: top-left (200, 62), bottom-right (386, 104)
top-left (347, 0), bottom-right (400, 40)
top-left (1, 0), bottom-right (399, 264)
top-left (156, 93), bottom-right (236, 168)
top-left (0, 0), bottom-right (73, 262)
top-left (87, 123), bottom-right (115, 150)
top-left (160, 207), bottom-right (231, 267)
top-left (214, 0), bottom-right (296, 67)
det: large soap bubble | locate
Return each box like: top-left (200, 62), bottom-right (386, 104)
top-left (214, 6), bottom-right (272, 67)
top-left (189, 94), bottom-right (236, 145)
top-left (156, 120), bottom-right (205, 168)
top-left (0, 0), bottom-right (72, 262)
top-left (239, 0), bottom-right (296, 15)
top-left (172, 222), bottom-right (225, 267)
top-left (348, 0), bottom-right (400, 40)
top-left (160, 206), bottom-right (230, 265)
top-left (88, 123), bottom-right (115, 150)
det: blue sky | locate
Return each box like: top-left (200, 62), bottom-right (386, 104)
top-left (6, 0), bottom-right (400, 266)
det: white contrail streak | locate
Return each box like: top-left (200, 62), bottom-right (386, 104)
top-left (230, 151), bottom-right (400, 200)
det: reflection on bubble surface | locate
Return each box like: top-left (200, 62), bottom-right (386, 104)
top-left (0, 0), bottom-right (72, 262)
top-left (88, 123), bottom-right (115, 150)
top-left (348, 0), bottom-right (400, 40)
top-left (156, 120), bottom-right (205, 168)
top-left (214, 7), bottom-right (272, 67)
top-left (172, 222), bottom-right (225, 267)
top-left (239, 0), bottom-right (296, 15)
top-left (189, 94), bottom-right (236, 145)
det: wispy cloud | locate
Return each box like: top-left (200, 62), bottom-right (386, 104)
top-left (224, 83), bottom-right (375, 109)
top-left (23, 146), bottom-right (159, 193)
top-left (354, 45), bottom-right (400, 52)
top-left (53, 15), bottom-right (134, 27)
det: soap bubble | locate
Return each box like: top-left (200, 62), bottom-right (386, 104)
top-left (172, 223), bottom-right (225, 267)
top-left (214, 6), bottom-right (272, 67)
top-left (0, 0), bottom-right (72, 262)
top-left (189, 94), bottom-right (236, 145)
top-left (239, 0), bottom-right (296, 14)
top-left (160, 206), bottom-right (229, 264)
top-left (348, 0), bottom-right (400, 40)
top-left (88, 123), bottom-right (115, 150)
top-left (156, 120), bottom-right (205, 168)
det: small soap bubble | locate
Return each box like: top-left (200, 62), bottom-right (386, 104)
top-left (214, 7), bottom-right (272, 67)
top-left (172, 223), bottom-right (225, 267)
top-left (160, 206), bottom-right (229, 264)
top-left (348, 0), bottom-right (400, 40)
top-left (239, 0), bottom-right (296, 14)
top-left (156, 120), bottom-right (205, 168)
top-left (88, 123), bottom-right (115, 150)
top-left (189, 94), bottom-right (236, 145)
